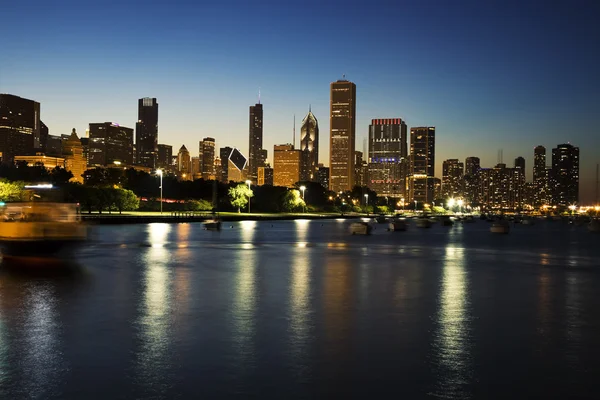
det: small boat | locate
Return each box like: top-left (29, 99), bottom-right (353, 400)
top-left (415, 218), bottom-right (432, 228)
top-left (521, 217), bottom-right (535, 226)
top-left (490, 220), bottom-right (510, 234)
top-left (203, 219), bottom-right (222, 231)
top-left (440, 216), bottom-right (454, 226)
top-left (588, 219), bottom-right (600, 233)
top-left (350, 222), bottom-right (372, 235)
top-left (375, 215), bottom-right (387, 224)
top-left (388, 220), bottom-right (407, 232)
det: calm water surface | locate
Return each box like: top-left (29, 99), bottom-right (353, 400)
top-left (1, 219), bottom-right (599, 399)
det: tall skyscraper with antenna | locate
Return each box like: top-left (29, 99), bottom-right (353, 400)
top-left (300, 106), bottom-right (319, 181)
top-left (329, 78), bottom-right (356, 192)
top-left (248, 94), bottom-right (263, 181)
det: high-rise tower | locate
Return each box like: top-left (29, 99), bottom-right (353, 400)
top-left (407, 127), bottom-right (435, 203)
top-left (551, 143), bottom-right (579, 206)
top-left (248, 101), bottom-right (263, 181)
top-left (135, 97), bottom-right (158, 168)
top-left (367, 118), bottom-right (408, 197)
top-left (329, 79), bottom-right (356, 192)
top-left (533, 146), bottom-right (547, 206)
top-left (300, 107), bottom-right (319, 182)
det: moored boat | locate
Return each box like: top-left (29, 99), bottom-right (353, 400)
top-left (415, 218), bottom-right (432, 228)
top-left (350, 222), bottom-right (372, 235)
top-left (440, 216), bottom-right (454, 226)
top-left (203, 219), bottom-right (222, 231)
top-left (490, 219), bottom-right (510, 234)
top-left (388, 220), bottom-right (407, 231)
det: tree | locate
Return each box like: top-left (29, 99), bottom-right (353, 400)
top-left (50, 166), bottom-right (73, 186)
top-left (113, 188), bottom-right (139, 214)
top-left (229, 183), bottom-right (253, 213)
top-left (0, 179), bottom-right (25, 202)
top-left (282, 189), bottom-right (305, 212)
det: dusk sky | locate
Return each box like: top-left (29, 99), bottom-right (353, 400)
top-left (1, 0), bottom-right (599, 202)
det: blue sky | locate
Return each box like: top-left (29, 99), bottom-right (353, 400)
top-left (1, 0), bottom-right (599, 201)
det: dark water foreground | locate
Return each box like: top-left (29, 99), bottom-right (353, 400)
top-left (1, 219), bottom-right (599, 399)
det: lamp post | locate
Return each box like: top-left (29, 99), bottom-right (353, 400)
top-left (364, 193), bottom-right (369, 215)
top-left (401, 197), bottom-right (405, 212)
top-left (157, 169), bottom-right (163, 214)
top-left (414, 200), bottom-right (417, 211)
top-left (300, 185), bottom-right (306, 213)
top-left (245, 180), bottom-right (252, 213)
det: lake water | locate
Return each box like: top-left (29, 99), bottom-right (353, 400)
top-left (1, 218), bottom-right (599, 399)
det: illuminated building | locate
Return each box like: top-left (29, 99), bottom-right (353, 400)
top-left (408, 127), bottom-right (435, 203)
top-left (46, 135), bottom-right (63, 156)
top-left (199, 137), bottom-right (216, 180)
top-left (248, 102), bottom-right (263, 180)
top-left (533, 145), bottom-right (548, 206)
top-left (551, 143), bottom-right (579, 206)
top-left (39, 121), bottom-right (49, 154)
top-left (157, 144), bottom-right (172, 170)
top-left (479, 163), bottom-right (524, 210)
top-left (329, 79), bottom-right (356, 192)
top-left (227, 147), bottom-right (248, 182)
top-left (354, 151), bottom-right (364, 187)
top-left (135, 97), bottom-right (158, 168)
top-left (191, 156), bottom-right (201, 177)
top-left (274, 144), bottom-right (301, 188)
top-left (367, 118), bottom-right (408, 197)
top-left (0, 93), bottom-right (40, 163)
top-left (62, 128), bottom-right (86, 183)
top-left (80, 137), bottom-right (89, 166)
top-left (300, 108), bottom-right (319, 181)
top-left (214, 157), bottom-right (222, 182)
top-left (463, 156), bottom-right (481, 206)
top-left (88, 122), bottom-right (134, 166)
top-left (317, 166), bottom-right (329, 190)
top-left (177, 145), bottom-right (191, 179)
top-left (442, 159), bottom-right (464, 199)
top-left (258, 165), bottom-right (274, 186)
top-left (14, 154), bottom-right (64, 169)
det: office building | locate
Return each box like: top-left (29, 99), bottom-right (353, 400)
top-left (479, 163), bottom-right (524, 210)
top-left (367, 118), bottom-right (408, 197)
top-left (227, 147), bottom-right (248, 182)
top-left (199, 137), bottom-right (216, 180)
top-left (442, 159), bottom-right (464, 199)
top-left (533, 146), bottom-right (548, 206)
top-left (317, 166), bottom-right (330, 190)
top-left (248, 102), bottom-right (263, 180)
top-left (551, 143), bottom-right (579, 206)
top-left (88, 122), bottom-right (134, 166)
top-left (355, 151), bottom-right (364, 187)
top-left (46, 135), bottom-right (63, 156)
top-left (177, 145), bottom-right (191, 179)
top-left (157, 144), bottom-right (172, 170)
top-left (220, 147), bottom-right (233, 182)
top-left (40, 121), bottom-right (49, 154)
top-left (464, 156), bottom-right (481, 206)
top-left (407, 127), bottom-right (435, 203)
top-left (135, 97), bottom-right (158, 168)
top-left (214, 157), bottom-right (222, 182)
top-left (300, 108), bottom-right (319, 181)
top-left (14, 154), bottom-right (64, 169)
top-left (0, 94), bottom-right (40, 162)
top-left (61, 128), bottom-right (86, 183)
top-left (191, 156), bottom-right (201, 177)
top-left (329, 79), bottom-right (356, 192)
top-left (258, 165), bottom-right (274, 186)
top-left (274, 144), bottom-right (301, 188)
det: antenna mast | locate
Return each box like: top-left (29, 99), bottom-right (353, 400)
top-left (258, 87), bottom-right (261, 104)
top-left (293, 114), bottom-right (296, 149)
top-left (596, 163), bottom-right (599, 204)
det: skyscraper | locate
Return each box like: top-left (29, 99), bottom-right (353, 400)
top-left (220, 146), bottom-right (233, 183)
top-left (329, 79), bottom-right (356, 192)
top-left (62, 128), bottom-right (86, 183)
top-left (533, 146), bottom-right (548, 206)
top-left (300, 108), bottom-right (319, 182)
top-left (248, 102), bottom-right (263, 180)
top-left (407, 127), bottom-right (435, 203)
top-left (177, 145), bottom-right (191, 179)
top-left (135, 97), bottom-right (158, 168)
top-left (367, 118), bottom-right (408, 197)
top-left (465, 157), bottom-right (480, 176)
top-left (0, 94), bottom-right (40, 162)
top-left (199, 137), bottom-right (216, 180)
top-left (228, 148), bottom-right (248, 182)
top-left (442, 159), bottom-right (464, 199)
top-left (157, 144), bottom-right (172, 170)
top-left (274, 144), bottom-right (301, 188)
top-left (258, 165), bottom-right (274, 186)
top-left (464, 157), bottom-right (481, 206)
top-left (88, 122), bottom-right (134, 166)
top-left (551, 143), bottom-right (579, 206)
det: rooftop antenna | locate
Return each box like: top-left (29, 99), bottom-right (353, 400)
top-left (293, 114), bottom-right (296, 149)
top-left (258, 87), bottom-right (261, 104)
top-left (596, 164), bottom-right (600, 205)
top-left (497, 149), bottom-right (503, 165)
top-left (309, 104), bottom-right (311, 113)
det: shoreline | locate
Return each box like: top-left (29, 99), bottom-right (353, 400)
top-left (81, 213), bottom-right (364, 224)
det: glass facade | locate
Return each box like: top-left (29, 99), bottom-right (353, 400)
top-left (329, 80), bottom-right (356, 193)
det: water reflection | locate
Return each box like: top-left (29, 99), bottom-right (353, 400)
top-left (289, 245), bottom-right (311, 379)
top-left (431, 246), bottom-right (472, 398)
top-left (134, 223), bottom-right (174, 395)
top-left (565, 272), bottom-right (582, 383)
top-left (22, 284), bottom-right (64, 398)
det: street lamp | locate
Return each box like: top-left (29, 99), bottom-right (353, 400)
top-left (300, 185), bottom-right (306, 213)
top-left (157, 169), bottom-right (163, 214)
top-left (414, 200), bottom-right (417, 211)
top-left (401, 197), bottom-right (405, 211)
top-left (364, 194), bottom-right (369, 215)
top-left (245, 180), bottom-right (252, 213)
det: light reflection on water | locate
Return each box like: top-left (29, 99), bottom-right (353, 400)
top-left (431, 245), bottom-right (472, 398)
top-left (288, 245), bottom-right (311, 381)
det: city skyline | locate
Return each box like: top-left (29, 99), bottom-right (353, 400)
top-left (1, 1), bottom-right (598, 201)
